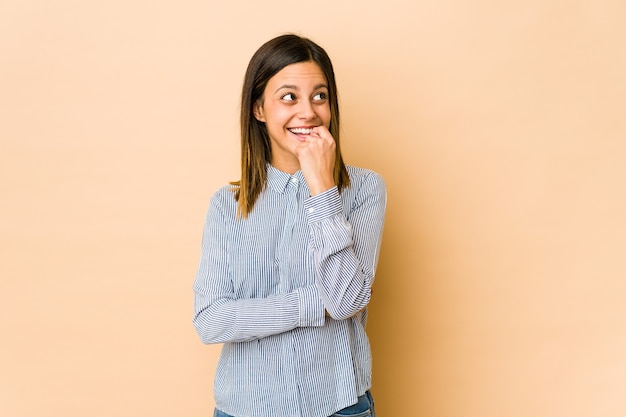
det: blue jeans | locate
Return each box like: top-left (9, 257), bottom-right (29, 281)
top-left (213, 390), bottom-right (375, 417)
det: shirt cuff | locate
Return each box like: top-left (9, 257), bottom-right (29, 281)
top-left (296, 286), bottom-right (325, 327)
top-left (303, 186), bottom-right (343, 224)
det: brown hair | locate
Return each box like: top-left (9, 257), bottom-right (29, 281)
top-left (232, 34), bottom-right (350, 218)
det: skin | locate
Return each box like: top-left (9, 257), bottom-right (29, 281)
top-left (253, 61), bottom-right (336, 196)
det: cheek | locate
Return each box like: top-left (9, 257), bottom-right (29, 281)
top-left (266, 106), bottom-right (292, 126)
top-left (320, 105), bottom-right (332, 126)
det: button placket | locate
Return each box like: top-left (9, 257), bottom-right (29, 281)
top-left (276, 177), bottom-right (299, 293)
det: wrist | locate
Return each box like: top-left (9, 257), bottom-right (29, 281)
top-left (307, 177), bottom-right (335, 196)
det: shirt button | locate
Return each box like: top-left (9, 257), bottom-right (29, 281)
top-left (308, 208), bottom-right (315, 213)
top-left (290, 178), bottom-right (298, 184)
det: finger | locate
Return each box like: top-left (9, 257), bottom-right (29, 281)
top-left (306, 132), bottom-right (325, 144)
top-left (311, 126), bottom-right (330, 139)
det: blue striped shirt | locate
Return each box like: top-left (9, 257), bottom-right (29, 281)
top-left (193, 164), bottom-right (386, 417)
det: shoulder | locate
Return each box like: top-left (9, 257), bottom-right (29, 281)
top-left (336, 166), bottom-right (387, 218)
top-left (210, 184), bottom-right (238, 203)
top-left (206, 184), bottom-right (238, 219)
top-left (346, 165), bottom-right (386, 192)
top-left (342, 166), bottom-right (386, 213)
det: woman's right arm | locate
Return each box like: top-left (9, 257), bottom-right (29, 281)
top-left (192, 192), bottom-right (326, 344)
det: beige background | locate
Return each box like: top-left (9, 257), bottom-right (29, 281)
top-left (1, 1), bottom-right (625, 416)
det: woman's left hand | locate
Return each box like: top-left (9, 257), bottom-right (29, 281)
top-left (295, 125), bottom-right (336, 195)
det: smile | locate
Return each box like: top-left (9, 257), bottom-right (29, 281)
top-left (288, 127), bottom-right (314, 135)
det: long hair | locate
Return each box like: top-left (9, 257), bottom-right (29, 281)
top-left (232, 34), bottom-right (350, 218)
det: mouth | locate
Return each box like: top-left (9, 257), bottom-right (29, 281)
top-left (287, 127), bottom-right (314, 136)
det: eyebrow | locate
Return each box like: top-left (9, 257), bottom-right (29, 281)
top-left (274, 83), bottom-right (328, 94)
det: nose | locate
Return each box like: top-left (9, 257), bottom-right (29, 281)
top-left (297, 100), bottom-right (317, 120)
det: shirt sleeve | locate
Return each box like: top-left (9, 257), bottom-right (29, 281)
top-left (303, 171), bottom-right (387, 320)
top-left (192, 191), bottom-right (326, 345)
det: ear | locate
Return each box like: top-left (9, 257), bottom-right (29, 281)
top-left (253, 100), bottom-right (266, 122)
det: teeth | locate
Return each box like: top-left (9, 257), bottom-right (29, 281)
top-left (289, 127), bottom-right (313, 134)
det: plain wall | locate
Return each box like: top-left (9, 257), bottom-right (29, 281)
top-left (1, 1), bottom-right (625, 416)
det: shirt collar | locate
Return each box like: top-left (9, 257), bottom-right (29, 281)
top-left (266, 164), bottom-right (306, 194)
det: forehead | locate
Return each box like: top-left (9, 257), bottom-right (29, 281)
top-left (267, 61), bottom-right (327, 88)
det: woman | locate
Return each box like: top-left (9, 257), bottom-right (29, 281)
top-left (193, 34), bottom-right (386, 417)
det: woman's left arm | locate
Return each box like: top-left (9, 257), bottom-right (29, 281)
top-left (303, 171), bottom-right (387, 320)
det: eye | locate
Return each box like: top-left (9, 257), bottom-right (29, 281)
top-left (281, 93), bottom-right (296, 101)
top-left (313, 92), bottom-right (328, 101)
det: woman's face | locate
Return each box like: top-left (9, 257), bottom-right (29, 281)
top-left (254, 61), bottom-right (331, 173)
